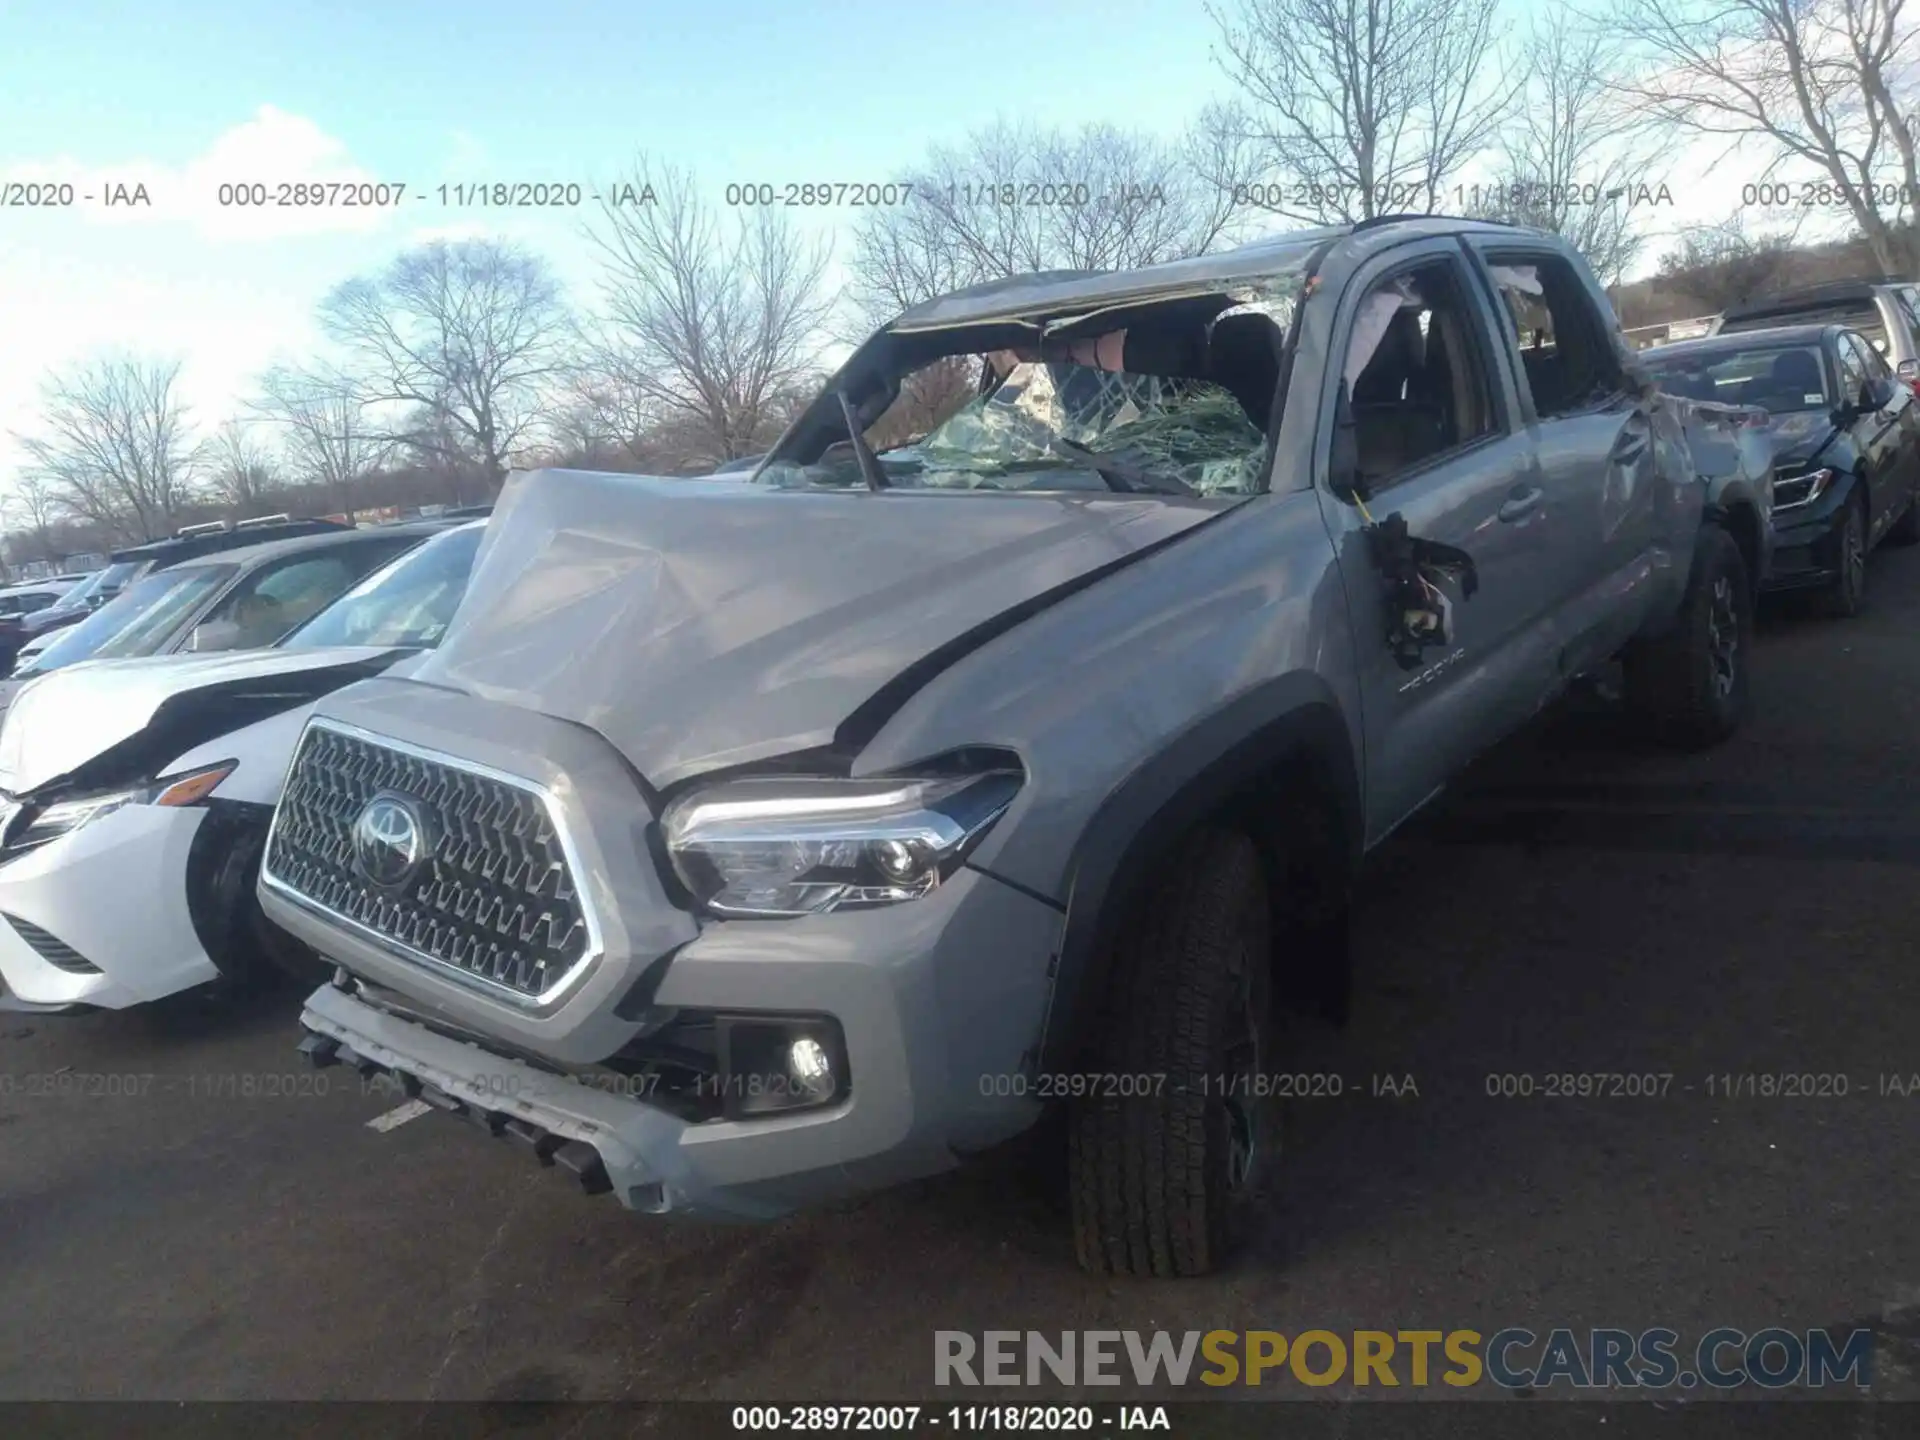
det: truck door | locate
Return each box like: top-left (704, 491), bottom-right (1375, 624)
top-left (1314, 239), bottom-right (1561, 843)
top-left (1463, 242), bottom-right (1668, 676)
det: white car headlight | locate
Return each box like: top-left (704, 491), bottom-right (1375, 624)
top-left (661, 767), bottom-right (1021, 917)
top-left (4, 761), bottom-right (235, 852)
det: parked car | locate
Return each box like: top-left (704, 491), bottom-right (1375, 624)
top-left (264, 217), bottom-right (1761, 1277)
top-left (0, 580), bottom-right (82, 673)
top-left (0, 521), bottom-right (487, 1012)
top-left (1715, 280), bottom-right (1920, 395)
top-left (3, 518), bottom-right (354, 671)
top-left (1644, 324), bottom-right (1920, 615)
top-left (0, 521), bottom-right (454, 725)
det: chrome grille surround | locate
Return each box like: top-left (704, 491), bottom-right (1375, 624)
top-left (260, 717), bottom-right (604, 1007)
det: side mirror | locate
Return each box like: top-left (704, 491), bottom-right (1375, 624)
top-left (1329, 379), bottom-right (1368, 505)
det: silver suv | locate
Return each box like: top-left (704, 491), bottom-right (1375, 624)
top-left (264, 218), bottom-right (1767, 1276)
top-left (1717, 280), bottom-right (1920, 392)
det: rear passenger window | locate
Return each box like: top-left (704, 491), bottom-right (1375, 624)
top-left (1482, 254), bottom-right (1627, 418)
top-left (1342, 257), bottom-right (1498, 488)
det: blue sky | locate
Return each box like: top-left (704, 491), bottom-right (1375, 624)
top-left (0, 0), bottom-right (1787, 484)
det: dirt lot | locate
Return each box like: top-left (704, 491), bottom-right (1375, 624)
top-left (5, 545), bottom-right (1920, 1414)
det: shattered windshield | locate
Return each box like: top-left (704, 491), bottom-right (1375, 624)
top-left (759, 295), bottom-right (1298, 497)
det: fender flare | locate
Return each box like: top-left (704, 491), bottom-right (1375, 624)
top-left (1034, 671), bottom-right (1362, 1071)
top-left (1703, 488), bottom-right (1769, 594)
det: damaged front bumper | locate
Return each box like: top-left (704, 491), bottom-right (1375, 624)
top-left (289, 861), bottom-right (1066, 1221)
top-left (293, 864), bottom-right (1067, 1221)
top-left (262, 680), bottom-right (1068, 1221)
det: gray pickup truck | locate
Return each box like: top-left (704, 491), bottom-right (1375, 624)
top-left (264, 217), bottom-right (1769, 1277)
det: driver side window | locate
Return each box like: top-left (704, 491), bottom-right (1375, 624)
top-left (1343, 257), bottom-right (1497, 489)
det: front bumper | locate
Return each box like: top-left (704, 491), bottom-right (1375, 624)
top-left (296, 862), bottom-right (1064, 1219)
top-left (0, 804), bottom-right (215, 1008)
top-left (262, 682), bottom-right (1068, 1219)
top-left (1764, 481), bottom-right (1853, 592)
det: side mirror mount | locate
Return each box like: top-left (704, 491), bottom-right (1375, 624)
top-left (1329, 378), bottom-right (1369, 506)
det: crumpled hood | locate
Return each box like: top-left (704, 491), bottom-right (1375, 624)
top-left (0, 645), bottom-right (401, 796)
top-left (410, 468), bottom-right (1232, 786)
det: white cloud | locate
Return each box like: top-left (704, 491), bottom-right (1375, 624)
top-left (1, 105), bottom-right (398, 241)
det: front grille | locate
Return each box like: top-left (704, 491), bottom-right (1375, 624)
top-left (263, 722), bottom-right (594, 1002)
top-left (4, 913), bottom-right (101, 973)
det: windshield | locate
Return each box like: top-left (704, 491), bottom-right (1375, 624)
top-left (43, 562), bottom-right (123, 613)
top-left (1647, 344), bottom-right (1832, 413)
top-left (756, 303), bottom-right (1296, 497)
top-left (285, 524), bottom-right (484, 650)
top-left (18, 565), bottom-right (235, 675)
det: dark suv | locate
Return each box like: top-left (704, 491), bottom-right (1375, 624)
top-left (1645, 323), bottom-right (1920, 615)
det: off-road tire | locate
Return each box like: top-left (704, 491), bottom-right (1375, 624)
top-left (1068, 828), bottom-right (1271, 1278)
top-left (1622, 525), bottom-right (1752, 750)
top-left (1818, 491), bottom-right (1870, 617)
top-left (1887, 492), bottom-right (1920, 546)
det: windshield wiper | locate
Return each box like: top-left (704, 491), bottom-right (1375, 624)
top-left (1047, 438), bottom-right (1195, 496)
top-left (837, 391), bottom-right (889, 492)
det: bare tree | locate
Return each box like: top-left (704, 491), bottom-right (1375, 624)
top-left (577, 159), bottom-right (832, 468)
top-left (251, 366), bottom-right (393, 518)
top-left (1202, 0), bottom-right (1517, 225)
top-left (2, 473), bottom-right (67, 569)
top-left (318, 239), bottom-right (571, 487)
top-left (1656, 214), bottom-right (1803, 310)
top-left (12, 357), bottom-right (201, 541)
top-left (1461, 8), bottom-right (1656, 284)
top-left (848, 122), bottom-right (1243, 329)
top-left (1605, 0), bottom-right (1920, 275)
top-left (204, 418), bottom-right (283, 514)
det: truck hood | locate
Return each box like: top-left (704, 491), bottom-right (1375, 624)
top-left (412, 468), bottom-right (1233, 786)
top-left (0, 645), bottom-right (407, 797)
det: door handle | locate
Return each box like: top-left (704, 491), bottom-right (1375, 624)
top-left (1498, 486), bottom-right (1543, 523)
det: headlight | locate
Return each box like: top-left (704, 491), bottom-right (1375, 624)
top-left (1771, 466), bottom-right (1835, 511)
top-left (3, 761), bottom-right (235, 852)
top-left (661, 766), bottom-right (1021, 917)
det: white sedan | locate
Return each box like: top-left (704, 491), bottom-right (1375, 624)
top-left (0, 521), bottom-right (484, 1011)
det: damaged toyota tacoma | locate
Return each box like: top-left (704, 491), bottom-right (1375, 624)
top-left (265, 218), bottom-right (1766, 1277)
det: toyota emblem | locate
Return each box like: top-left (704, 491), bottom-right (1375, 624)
top-left (351, 792), bottom-right (431, 887)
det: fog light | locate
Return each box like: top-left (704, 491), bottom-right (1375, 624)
top-left (715, 1015), bottom-right (849, 1119)
top-left (789, 1037), bottom-right (833, 1096)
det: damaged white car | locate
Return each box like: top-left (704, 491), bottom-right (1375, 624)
top-left (0, 521), bottom-right (485, 1012)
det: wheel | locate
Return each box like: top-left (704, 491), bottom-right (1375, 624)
top-left (1068, 828), bottom-right (1271, 1277)
top-left (189, 816), bottom-right (330, 990)
top-left (1818, 492), bottom-right (1870, 617)
top-left (1622, 525), bottom-right (1752, 750)
top-left (1887, 492), bottom-right (1920, 546)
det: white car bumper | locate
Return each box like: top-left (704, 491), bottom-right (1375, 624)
top-left (0, 804), bottom-right (215, 1008)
